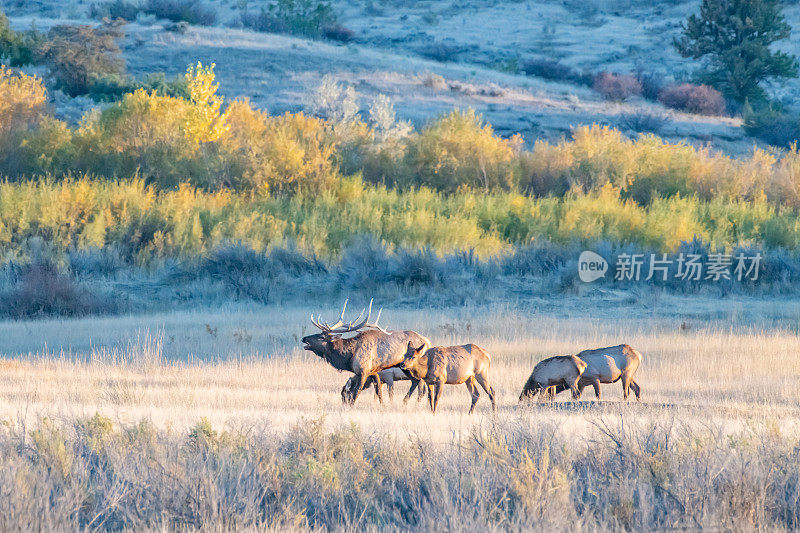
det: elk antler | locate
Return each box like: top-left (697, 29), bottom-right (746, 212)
top-left (362, 304), bottom-right (391, 334)
top-left (310, 299), bottom-right (386, 334)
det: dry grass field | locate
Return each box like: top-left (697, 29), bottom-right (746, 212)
top-left (1, 298), bottom-right (800, 529)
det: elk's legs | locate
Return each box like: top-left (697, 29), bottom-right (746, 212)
top-left (403, 378), bottom-right (421, 404)
top-left (590, 378), bottom-right (602, 399)
top-left (629, 379), bottom-right (641, 401)
top-left (431, 381), bottom-right (444, 413)
top-left (474, 374), bottom-right (497, 411)
top-left (349, 373), bottom-right (371, 404)
top-left (465, 377), bottom-right (481, 414)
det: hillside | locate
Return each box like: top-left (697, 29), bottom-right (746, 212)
top-left (4, 0), bottom-right (783, 155)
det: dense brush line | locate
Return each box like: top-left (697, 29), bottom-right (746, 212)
top-left (2, 177), bottom-right (800, 261)
top-left (2, 238), bottom-right (800, 318)
top-left (6, 66), bottom-right (800, 206)
top-left (0, 414), bottom-right (797, 531)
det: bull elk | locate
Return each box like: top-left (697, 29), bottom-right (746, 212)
top-left (301, 299), bottom-right (430, 404)
top-left (519, 355), bottom-right (587, 401)
top-left (401, 342), bottom-right (497, 414)
top-left (550, 344), bottom-right (643, 400)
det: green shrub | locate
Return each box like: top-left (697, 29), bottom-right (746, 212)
top-left (743, 102), bottom-right (800, 149)
top-left (143, 0), bottom-right (216, 25)
top-left (91, 0), bottom-right (217, 25)
top-left (240, 0), bottom-right (336, 37)
top-left (0, 9), bottom-right (44, 67)
top-left (88, 72), bottom-right (189, 102)
top-left (89, 0), bottom-right (143, 21)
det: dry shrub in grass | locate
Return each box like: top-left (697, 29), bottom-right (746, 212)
top-left (418, 41), bottom-right (463, 62)
top-left (520, 58), bottom-right (592, 85)
top-left (634, 69), bottom-right (666, 101)
top-left (39, 22), bottom-right (126, 97)
top-left (592, 72), bottom-right (642, 101)
top-left (1, 416), bottom-right (800, 530)
top-left (322, 23), bottom-right (355, 42)
top-left (0, 261), bottom-right (112, 318)
top-left (619, 112), bottom-right (668, 134)
top-left (658, 83), bottom-right (726, 115)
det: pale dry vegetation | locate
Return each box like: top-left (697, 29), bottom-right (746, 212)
top-left (1, 302), bottom-right (800, 529)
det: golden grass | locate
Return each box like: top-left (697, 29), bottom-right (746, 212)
top-left (2, 299), bottom-right (800, 441)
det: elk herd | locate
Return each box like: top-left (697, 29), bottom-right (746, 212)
top-left (302, 300), bottom-right (643, 414)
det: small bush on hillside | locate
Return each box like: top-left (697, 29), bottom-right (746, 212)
top-left (402, 110), bottom-right (522, 191)
top-left (389, 247), bottom-right (451, 286)
top-left (0, 10), bottom-right (44, 66)
top-left (501, 241), bottom-right (576, 276)
top-left (143, 0), bottom-right (216, 25)
top-left (658, 83), bottom-right (726, 115)
top-left (240, 1), bottom-right (336, 37)
top-left (322, 23), bottom-right (355, 43)
top-left (69, 248), bottom-right (125, 277)
top-left (39, 22), bottom-right (125, 96)
top-left (337, 237), bottom-right (392, 291)
top-left (634, 69), bottom-right (666, 101)
top-left (91, 0), bottom-right (216, 25)
top-left (417, 41), bottom-right (463, 62)
top-left (619, 112), bottom-right (668, 134)
top-left (89, 0), bottom-right (142, 21)
top-left (743, 104), bottom-right (800, 148)
top-left (520, 59), bottom-right (592, 85)
top-left (593, 72), bottom-right (642, 101)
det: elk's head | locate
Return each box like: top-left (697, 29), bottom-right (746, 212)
top-left (401, 342), bottom-right (426, 372)
top-left (302, 298), bottom-right (390, 356)
top-left (301, 331), bottom-right (336, 355)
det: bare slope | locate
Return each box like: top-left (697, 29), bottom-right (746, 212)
top-left (4, 1), bottom-right (754, 153)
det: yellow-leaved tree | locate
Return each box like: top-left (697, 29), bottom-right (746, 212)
top-left (75, 62), bottom-right (228, 188)
top-left (183, 62), bottom-right (228, 145)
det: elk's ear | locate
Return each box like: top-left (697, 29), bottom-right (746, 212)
top-left (407, 341), bottom-right (413, 350)
top-left (414, 344), bottom-right (425, 353)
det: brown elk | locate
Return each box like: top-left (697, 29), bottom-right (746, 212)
top-left (301, 299), bottom-right (431, 404)
top-left (519, 355), bottom-right (587, 402)
top-left (549, 344), bottom-right (643, 400)
top-left (401, 342), bottom-right (497, 414)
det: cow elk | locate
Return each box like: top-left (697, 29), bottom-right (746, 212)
top-left (551, 344), bottom-right (643, 400)
top-left (301, 299), bottom-right (430, 404)
top-left (401, 342), bottom-right (497, 414)
top-left (519, 355), bottom-right (587, 402)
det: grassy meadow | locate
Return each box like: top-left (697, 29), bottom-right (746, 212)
top-left (1, 300), bottom-right (800, 529)
top-left (4, 24), bottom-right (800, 531)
